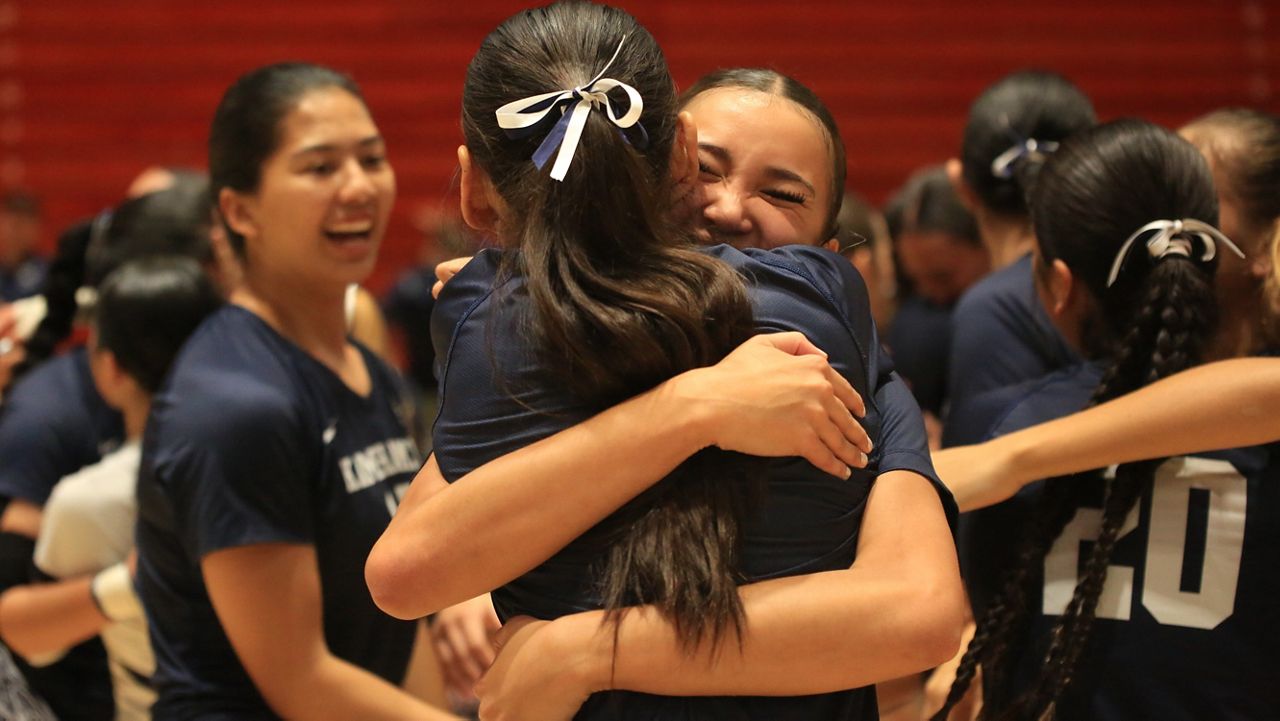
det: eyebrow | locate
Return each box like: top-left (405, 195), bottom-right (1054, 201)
top-left (699, 142), bottom-right (817, 197)
top-left (293, 136), bottom-right (385, 157)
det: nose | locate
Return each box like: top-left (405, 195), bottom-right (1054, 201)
top-left (701, 183), bottom-right (752, 236)
top-left (337, 158), bottom-right (377, 205)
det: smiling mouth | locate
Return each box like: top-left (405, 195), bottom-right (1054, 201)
top-left (323, 221), bottom-right (375, 242)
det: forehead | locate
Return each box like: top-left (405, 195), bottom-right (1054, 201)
top-left (686, 88), bottom-right (832, 181)
top-left (274, 87), bottom-right (378, 152)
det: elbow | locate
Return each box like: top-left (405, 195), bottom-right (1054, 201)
top-left (904, 571), bottom-right (967, 670)
top-left (364, 536), bottom-right (448, 621)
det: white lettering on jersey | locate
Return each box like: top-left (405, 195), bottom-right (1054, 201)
top-left (338, 438), bottom-right (422, 494)
top-left (1043, 456), bottom-right (1248, 630)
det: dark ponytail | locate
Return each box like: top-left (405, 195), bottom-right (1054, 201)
top-left (960, 70), bottom-right (1096, 218)
top-left (934, 120), bottom-right (1219, 720)
top-left (463, 3), bottom-right (759, 651)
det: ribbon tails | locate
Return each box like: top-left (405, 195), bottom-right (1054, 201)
top-left (494, 36), bottom-right (645, 182)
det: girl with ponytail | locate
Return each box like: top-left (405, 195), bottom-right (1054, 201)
top-left (368, 3), bottom-right (962, 720)
top-left (933, 119), bottom-right (1279, 721)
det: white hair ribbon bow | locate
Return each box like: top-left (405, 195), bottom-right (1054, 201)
top-left (494, 36), bottom-right (644, 182)
top-left (990, 138), bottom-right (1059, 179)
top-left (1105, 218), bottom-right (1246, 287)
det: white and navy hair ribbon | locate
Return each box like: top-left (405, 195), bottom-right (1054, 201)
top-left (990, 138), bottom-right (1059, 179)
top-left (1106, 218), bottom-right (1246, 287)
top-left (494, 36), bottom-right (645, 182)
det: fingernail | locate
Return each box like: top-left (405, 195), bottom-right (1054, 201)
top-left (842, 465), bottom-right (852, 479)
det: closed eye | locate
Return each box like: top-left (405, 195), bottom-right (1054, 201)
top-left (764, 189), bottom-right (807, 204)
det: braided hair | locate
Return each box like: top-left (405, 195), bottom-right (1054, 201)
top-left (933, 119), bottom-right (1220, 721)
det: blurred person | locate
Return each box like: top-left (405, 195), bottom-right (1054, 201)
top-left (835, 191), bottom-right (897, 330)
top-left (1, 257), bottom-right (222, 721)
top-left (0, 178), bottom-right (218, 721)
top-left (942, 71), bottom-right (1096, 447)
top-left (0, 192), bottom-right (47, 303)
top-left (882, 166), bottom-right (984, 434)
top-left (1179, 108), bottom-right (1280, 358)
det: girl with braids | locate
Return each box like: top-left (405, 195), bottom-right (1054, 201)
top-left (942, 71), bottom-right (1096, 447)
top-left (932, 118), bottom-right (1280, 721)
top-left (368, 3), bottom-right (961, 720)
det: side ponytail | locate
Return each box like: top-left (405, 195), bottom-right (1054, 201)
top-left (464, 3), bottom-right (760, 651)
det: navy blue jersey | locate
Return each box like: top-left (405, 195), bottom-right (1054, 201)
top-left (0, 255), bottom-right (48, 302)
top-left (135, 306), bottom-right (420, 720)
top-left (432, 245), bottom-right (952, 721)
top-left (966, 361), bottom-right (1280, 720)
top-left (942, 254), bottom-right (1076, 447)
top-left (0, 348), bottom-right (121, 720)
top-left (0, 348), bottom-right (124, 506)
top-left (885, 294), bottom-right (952, 414)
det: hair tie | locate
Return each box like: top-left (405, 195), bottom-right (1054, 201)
top-left (1106, 218), bottom-right (1246, 287)
top-left (990, 138), bottom-right (1059, 179)
top-left (494, 36), bottom-right (645, 182)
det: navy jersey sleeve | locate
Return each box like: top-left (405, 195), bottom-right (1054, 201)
top-left (776, 247), bottom-right (957, 529)
top-left (153, 384), bottom-right (314, 558)
top-left (0, 351), bottom-right (122, 506)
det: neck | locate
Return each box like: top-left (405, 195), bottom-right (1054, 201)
top-left (121, 396), bottom-right (151, 442)
top-left (976, 208), bottom-right (1036, 268)
top-left (232, 276), bottom-right (349, 366)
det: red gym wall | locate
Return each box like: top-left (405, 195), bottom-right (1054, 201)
top-left (2, 0), bottom-right (1276, 292)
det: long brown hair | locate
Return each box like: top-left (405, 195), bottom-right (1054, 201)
top-left (462, 2), bottom-right (760, 652)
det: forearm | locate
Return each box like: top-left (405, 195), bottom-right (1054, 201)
top-left (998, 357), bottom-right (1280, 487)
top-left (369, 376), bottom-right (710, 618)
top-left (0, 575), bottom-right (105, 660)
top-left (560, 570), bottom-right (958, 697)
top-left (549, 471), bottom-right (963, 697)
top-left (270, 653), bottom-right (458, 721)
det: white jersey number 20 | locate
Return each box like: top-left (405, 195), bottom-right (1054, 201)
top-left (1043, 457), bottom-right (1247, 630)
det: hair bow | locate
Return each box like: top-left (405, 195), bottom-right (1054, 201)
top-left (494, 36), bottom-right (644, 182)
top-left (1106, 218), bottom-right (1246, 287)
top-left (990, 138), bottom-right (1059, 179)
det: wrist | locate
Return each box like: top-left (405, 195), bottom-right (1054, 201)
top-left (653, 368), bottom-right (718, 453)
top-left (544, 610), bottom-right (612, 695)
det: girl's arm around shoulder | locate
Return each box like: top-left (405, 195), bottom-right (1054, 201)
top-left (937, 356), bottom-right (1280, 512)
top-left (367, 332), bottom-right (872, 620)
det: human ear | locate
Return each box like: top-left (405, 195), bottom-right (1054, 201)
top-left (1046, 258), bottom-right (1075, 316)
top-left (218, 187), bottom-right (258, 243)
top-left (945, 158), bottom-right (978, 212)
top-left (458, 145), bottom-right (503, 232)
top-left (670, 111), bottom-right (699, 185)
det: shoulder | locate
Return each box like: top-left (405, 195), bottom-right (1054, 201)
top-left (988, 362), bottom-right (1102, 438)
top-left (952, 256), bottom-right (1032, 322)
top-left (45, 444), bottom-right (140, 524)
top-left (154, 309), bottom-right (305, 447)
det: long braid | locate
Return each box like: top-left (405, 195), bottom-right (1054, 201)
top-left (938, 119), bottom-right (1220, 721)
top-left (1011, 258), bottom-right (1216, 720)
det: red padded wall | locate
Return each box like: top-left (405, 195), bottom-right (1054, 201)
top-left (2, 0), bottom-right (1276, 291)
